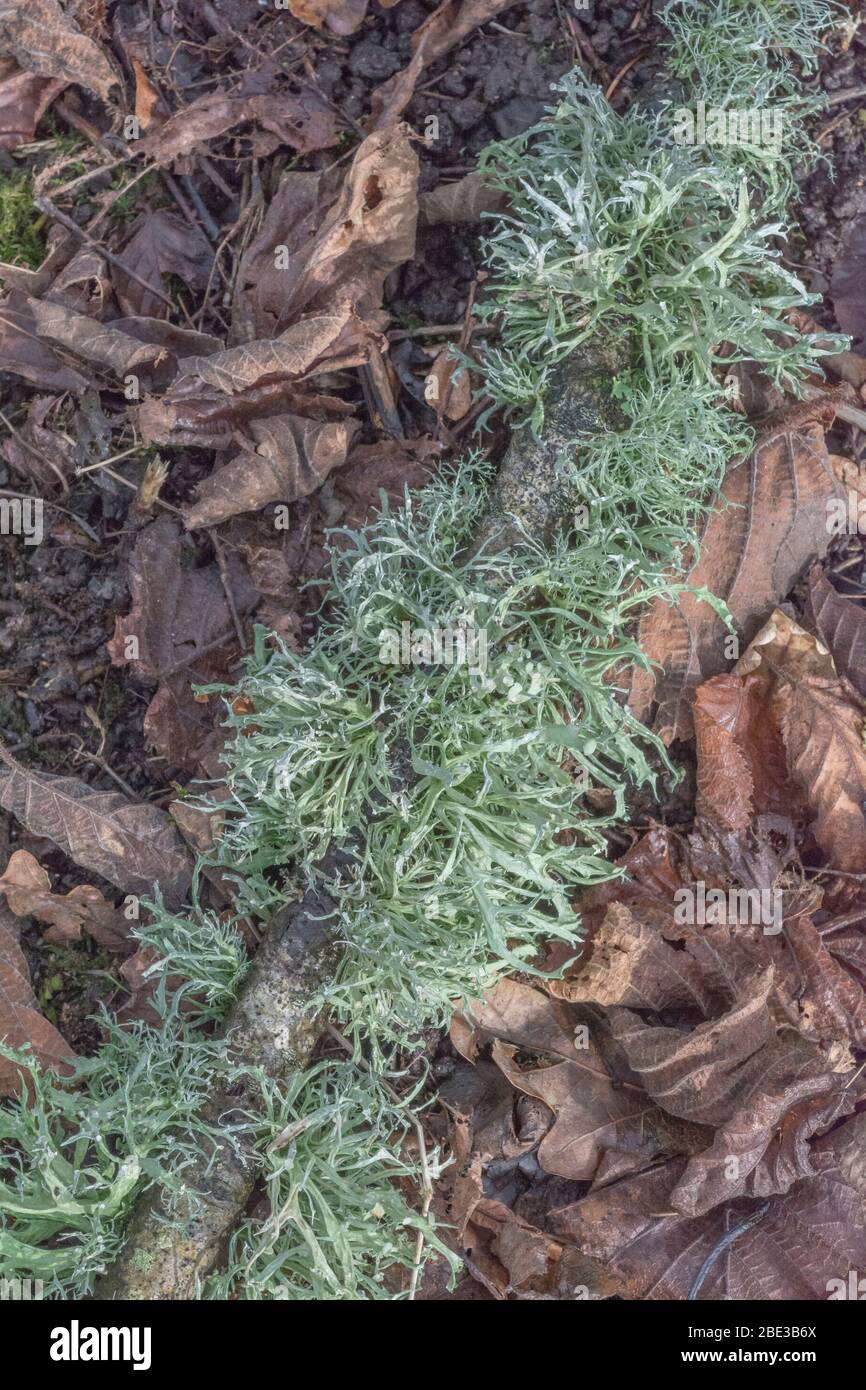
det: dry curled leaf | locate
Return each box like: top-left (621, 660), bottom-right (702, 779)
top-left (806, 565), bottom-right (866, 701)
top-left (0, 56), bottom-right (64, 149)
top-left (233, 126), bottom-right (419, 341)
top-left (736, 609), bottom-right (866, 871)
top-left (183, 414), bottom-right (358, 529)
top-left (138, 88), bottom-right (339, 166)
top-left (0, 746), bottom-right (193, 908)
top-left (0, 849), bottom-right (130, 949)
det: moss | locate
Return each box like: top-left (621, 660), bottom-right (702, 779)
top-left (0, 174), bottom-right (44, 268)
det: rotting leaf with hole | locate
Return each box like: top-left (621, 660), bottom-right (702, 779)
top-left (0, 903), bottom-right (76, 1096)
top-left (0, 746), bottom-right (193, 908)
top-left (628, 407), bottom-right (843, 742)
top-left (232, 126), bottom-right (419, 342)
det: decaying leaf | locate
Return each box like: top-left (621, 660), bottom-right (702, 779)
top-left (628, 410), bottom-right (843, 742)
top-left (455, 979), bottom-right (708, 1182)
top-left (0, 56), bottom-right (64, 149)
top-left (138, 88), bottom-right (340, 166)
top-left (0, 0), bottom-right (120, 103)
top-left (806, 565), bottom-right (866, 701)
top-left (0, 289), bottom-right (89, 391)
top-left (0, 850), bottom-right (130, 949)
top-left (112, 210), bottom-right (213, 319)
top-left (0, 746), bottom-right (193, 907)
top-left (419, 171), bottom-right (509, 226)
top-left (736, 608), bottom-right (866, 870)
top-left (108, 516), bottom-right (258, 771)
top-left (232, 126), bottom-right (419, 341)
top-left (183, 415), bottom-right (358, 529)
top-left (0, 903), bottom-right (76, 1096)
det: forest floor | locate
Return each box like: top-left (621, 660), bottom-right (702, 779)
top-left (1, 0), bottom-right (866, 1301)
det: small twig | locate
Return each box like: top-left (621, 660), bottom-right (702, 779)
top-left (212, 533), bottom-right (248, 653)
top-left (34, 195), bottom-right (177, 313)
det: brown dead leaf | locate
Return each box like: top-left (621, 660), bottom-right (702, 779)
top-left (457, 979), bottom-right (708, 1182)
top-left (25, 296), bottom-right (170, 378)
top-left (0, 56), bottom-right (65, 148)
top-left (138, 308), bottom-right (380, 450)
top-left (0, 745), bottom-right (193, 907)
top-left (806, 565), bottom-right (866, 701)
top-left (112, 211), bottom-right (213, 320)
top-left (736, 608), bottom-right (866, 870)
top-left (0, 902), bottom-right (76, 1096)
top-left (547, 1119), bottom-right (866, 1299)
top-left (280, 0), bottom-right (369, 35)
top-left (138, 88), bottom-right (340, 166)
top-left (233, 126), bottom-right (418, 342)
top-left (0, 849), bottom-right (130, 950)
top-left (183, 414), bottom-right (358, 530)
top-left (0, 289), bottom-right (89, 391)
top-left (108, 515), bottom-right (258, 771)
top-left (370, 0), bottom-right (522, 126)
top-left (628, 412), bottom-right (843, 742)
top-left (0, 0), bottom-right (119, 103)
top-left (131, 56), bottom-right (163, 131)
top-left (0, 392), bottom-right (75, 491)
top-left (424, 347), bottom-right (472, 420)
top-left (692, 672), bottom-right (800, 833)
top-left (419, 171), bottom-right (509, 226)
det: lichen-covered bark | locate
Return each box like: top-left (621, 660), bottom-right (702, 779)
top-left (471, 327), bottom-right (631, 554)
top-left (95, 879), bottom-right (343, 1299)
